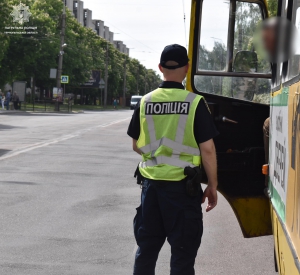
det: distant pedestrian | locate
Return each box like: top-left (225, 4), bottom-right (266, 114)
top-left (1, 93), bottom-right (5, 110)
top-left (113, 98), bottom-right (117, 109)
top-left (6, 90), bottom-right (11, 110)
top-left (12, 92), bottom-right (19, 110)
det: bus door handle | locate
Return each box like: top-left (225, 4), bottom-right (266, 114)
top-left (222, 116), bottom-right (238, 124)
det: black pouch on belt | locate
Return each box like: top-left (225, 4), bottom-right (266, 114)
top-left (184, 166), bottom-right (202, 197)
top-left (134, 165), bottom-right (143, 186)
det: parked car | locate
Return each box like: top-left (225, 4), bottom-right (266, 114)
top-left (130, 95), bottom-right (142, 110)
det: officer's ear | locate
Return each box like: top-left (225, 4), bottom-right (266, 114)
top-left (185, 63), bottom-right (190, 73)
top-left (158, 64), bottom-right (164, 73)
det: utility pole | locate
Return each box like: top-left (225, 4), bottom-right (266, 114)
top-left (56, 4), bottom-right (66, 90)
top-left (123, 58), bottom-right (127, 107)
top-left (104, 42), bottom-right (108, 107)
top-left (56, 3), bottom-right (66, 111)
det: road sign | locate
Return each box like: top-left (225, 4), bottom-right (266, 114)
top-left (81, 70), bottom-right (101, 88)
top-left (99, 79), bottom-right (105, 89)
top-left (50, 69), bottom-right (57, 79)
top-left (12, 81), bottom-right (26, 102)
top-left (61, 75), bottom-right (69, 84)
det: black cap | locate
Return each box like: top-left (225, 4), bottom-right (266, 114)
top-left (160, 44), bottom-right (189, 70)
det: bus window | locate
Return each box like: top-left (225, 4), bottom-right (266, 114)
top-left (198, 0), bottom-right (229, 71)
top-left (233, 2), bottom-right (270, 74)
top-left (195, 0), bottom-right (271, 104)
top-left (194, 75), bottom-right (270, 102)
top-left (288, 3), bottom-right (300, 79)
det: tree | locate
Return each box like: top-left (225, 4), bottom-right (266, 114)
top-left (0, 0), bottom-right (162, 103)
top-left (267, 0), bottom-right (278, 17)
top-left (62, 12), bottom-right (96, 87)
top-left (0, 0), bottom-right (61, 87)
top-left (0, 0), bottom-right (11, 70)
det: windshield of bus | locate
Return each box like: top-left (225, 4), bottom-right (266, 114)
top-left (194, 0), bottom-right (271, 104)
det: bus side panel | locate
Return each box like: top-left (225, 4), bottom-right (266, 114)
top-left (270, 84), bottom-right (300, 274)
top-left (286, 83), bottom-right (300, 262)
top-left (272, 207), bottom-right (300, 275)
top-left (272, 208), bottom-right (280, 273)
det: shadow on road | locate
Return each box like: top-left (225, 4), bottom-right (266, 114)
top-left (0, 149), bottom-right (11, 155)
top-left (0, 124), bottom-right (25, 131)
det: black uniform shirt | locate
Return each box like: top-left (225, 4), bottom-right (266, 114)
top-left (127, 81), bottom-right (219, 144)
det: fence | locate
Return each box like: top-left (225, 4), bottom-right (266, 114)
top-left (20, 99), bottom-right (73, 113)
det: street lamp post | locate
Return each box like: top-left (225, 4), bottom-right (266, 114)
top-left (99, 79), bottom-right (105, 107)
top-left (104, 42), bottom-right (109, 107)
top-left (137, 60), bottom-right (145, 95)
top-left (122, 48), bottom-right (133, 107)
top-left (56, 4), bottom-right (67, 111)
top-left (123, 58), bottom-right (127, 107)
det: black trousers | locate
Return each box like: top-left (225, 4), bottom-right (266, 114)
top-left (133, 178), bottom-right (203, 275)
top-left (13, 101), bottom-right (19, 110)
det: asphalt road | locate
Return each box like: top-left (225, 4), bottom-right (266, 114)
top-left (0, 111), bottom-right (277, 275)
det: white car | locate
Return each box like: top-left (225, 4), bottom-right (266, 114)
top-left (130, 95), bottom-right (142, 110)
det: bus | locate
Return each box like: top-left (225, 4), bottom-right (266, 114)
top-left (186, 0), bottom-right (300, 274)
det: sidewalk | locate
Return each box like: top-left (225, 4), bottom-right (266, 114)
top-left (0, 110), bottom-right (23, 114)
top-left (0, 106), bottom-right (130, 115)
top-left (0, 110), bottom-right (83, 115)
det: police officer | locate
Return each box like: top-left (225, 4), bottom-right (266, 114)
top-left (127, 44), bottom-right (219, 275)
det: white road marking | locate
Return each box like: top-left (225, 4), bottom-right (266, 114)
top-left (0, 117), bottom-right (130, 161)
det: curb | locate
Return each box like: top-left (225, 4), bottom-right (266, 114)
top-left (0, 110), bottom-right (83, 115)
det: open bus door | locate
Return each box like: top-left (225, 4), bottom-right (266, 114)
top-left (186, 0), bottom-right (273, 238)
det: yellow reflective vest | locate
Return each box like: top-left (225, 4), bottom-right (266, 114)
top-left (137, 88), bottom-right (203, 181)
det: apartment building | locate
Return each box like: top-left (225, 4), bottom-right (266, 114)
top-left (65, 0), bottom-right (129, 56)
top-left (92, 20), bottom-right (104, 38)
top-left (84, 9), bottom-right (93, 29)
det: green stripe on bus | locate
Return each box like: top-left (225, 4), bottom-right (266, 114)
top-left (270, 87), bottom-right (289, 107)
top-left (269, 179), bottom-right (286, 222)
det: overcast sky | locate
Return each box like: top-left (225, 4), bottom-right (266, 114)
top-left (81, 0), bottom-right (191, 75)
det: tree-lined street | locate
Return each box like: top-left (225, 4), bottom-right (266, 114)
top-left (0, 111), bottom-right (276, 275)
top-left (0, 0), bottom-right (161, 105)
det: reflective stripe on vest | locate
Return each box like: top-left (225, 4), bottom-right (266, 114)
top-left (139, 91), bottom-right (201, 169)
top-left (139, 136), bottom-right (200, 156)
top-left (140, 155), bottom-right (193, 169)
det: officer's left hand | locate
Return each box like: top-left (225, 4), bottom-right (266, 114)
top-left (202, 186), bottom-right (218, 212)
